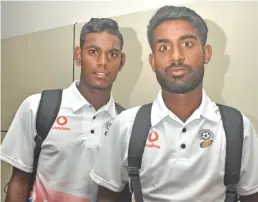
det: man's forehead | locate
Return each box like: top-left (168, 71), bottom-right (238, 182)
top-left (153, 19), bottom-right (199, 40)
top-left (84, 32), bottom-right (121, 50)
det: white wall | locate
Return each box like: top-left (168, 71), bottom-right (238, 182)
top-left (1, 0), bottom-right (197, 39)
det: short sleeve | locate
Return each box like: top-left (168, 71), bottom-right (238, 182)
top-left (237, 114), bottom-right (258, 196)
top-left (0, 96), bottom-right (36, 173)
top-left (90, 108), bottom-right (138, 192)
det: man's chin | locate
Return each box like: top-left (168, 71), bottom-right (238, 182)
top-left (162, 82), bottom-right (202, 94)
top-left (82, 79), bottom-right (113, 91)
top-left (91, 84), bottom-right (112, 91)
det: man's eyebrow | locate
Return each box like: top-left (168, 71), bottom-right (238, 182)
top-left (179, 34), bottom-right (198, 41)
top-left (156, 38), bottom-right (170, 44)
top-left (84, 44), bottom-right (99, 49)
top-left (109, 48), bottom-right (121, 52)
top-left (84, 44), bottom-right (121, 52)
top-left (156, 34), bottom-right (198, 44)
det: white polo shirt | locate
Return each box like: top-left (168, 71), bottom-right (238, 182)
top-left (90, 90), bottom-right (258, 201)
top-left (1, 80), bottom-right (120, 202)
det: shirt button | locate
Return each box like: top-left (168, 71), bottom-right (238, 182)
top-left (182, 128), bottom-right (187, 132)
top-left (90, 129), bottom-right (94, 134)
top-left (181, 143), bottom-right (186, 149)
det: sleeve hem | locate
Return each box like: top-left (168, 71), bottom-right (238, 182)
top-left (238, 185), bottom-right (258, 196)
top-left (0, 152), bottom-right (33, 173)
top-left (90, 170), bottom-right (125, 192)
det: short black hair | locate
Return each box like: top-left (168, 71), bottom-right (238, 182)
top-left (147, 5), bottom-right (208, 50)
top-left (80, 18), bottom-right (124, 50)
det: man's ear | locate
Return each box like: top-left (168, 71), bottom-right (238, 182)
top-left (203, 44), bottom-right (212, 64)
top-left (118, 53), bottom-right (126, 71)
top-left (149, 53), bottom-right (155, 72)
top-left (74, 46), bottom-right (82, 66)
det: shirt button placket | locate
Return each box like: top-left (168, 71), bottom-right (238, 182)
top-left (179, 127), bottom-right (187, 156)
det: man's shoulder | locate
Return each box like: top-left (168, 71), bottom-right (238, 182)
top-left (20, 93), bottom-right (42, 110)
top-left (240, 112), bottom-right (257, 138)
top-left (115, 104), bottom-right (150, 126)
top-left (217, 104), bottom-right (257, 139)
top-left (218, 104), bottom-right (255, 130)
top-left (20, 88), bottom-right (69, 111)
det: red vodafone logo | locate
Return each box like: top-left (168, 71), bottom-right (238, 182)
top-left (148, 131), bottom-right (159, 142)
top-left (56, 116), bottom-right (68, 126)
top-left (52, 116), bottom-right (70, 131)
top-left (146, 131), bottom-right (160, 149)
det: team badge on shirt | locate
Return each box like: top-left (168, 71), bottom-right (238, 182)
top-left (104, 121), bottom-right (112, 136)
top-left (199, 129), bottom-right (214, 148)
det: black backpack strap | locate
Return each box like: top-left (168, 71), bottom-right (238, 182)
top-left (31, 89), bottom-right (62, 188)
top-left (128, 103), bottom-right (152, 202)
top-left (217, 104), bottom-right (244, 202)
top-left (115, 102), bottom-right (125, 114)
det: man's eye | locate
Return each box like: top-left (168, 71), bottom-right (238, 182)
top-left (89, 50), bottom-right (97, 55)
top-left (109, 52), bottom-right (117, 58)
top-left (160, 45), bottom-right (170, 51)
top-left (182, 42), bottom-right (193, 47)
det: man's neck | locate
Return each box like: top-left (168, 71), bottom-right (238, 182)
top-left (162, 86), bottom-right (203, 122)
top-left (77, 81), bottom-right (111, 111)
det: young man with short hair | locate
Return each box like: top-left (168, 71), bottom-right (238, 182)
top-left (90, 6), bottom-right (258, 202)
top-left (1, 17), bottom-right (126, 202)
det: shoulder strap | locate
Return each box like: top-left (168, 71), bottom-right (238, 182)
top-left (128, 103), bottom-right (152, 202)
top-left (115, 102), bottom-right (125, 114)
top-left (217, 104), bottom-right (244, 202)
top-left (31, 89), bottom-right (63, 188)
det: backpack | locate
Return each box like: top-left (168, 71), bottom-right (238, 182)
top-left (31, 89), bottom-right (125, 191)
top-left (127, 103), bottom-right (244, 202)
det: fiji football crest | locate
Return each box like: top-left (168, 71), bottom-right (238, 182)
top-left (199, 129), bottom-right (214, 148)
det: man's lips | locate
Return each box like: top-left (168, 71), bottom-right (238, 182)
top-left (93, 71), bottom-right (108, 78)
top-left (167, 67), bottom-right (189, 76)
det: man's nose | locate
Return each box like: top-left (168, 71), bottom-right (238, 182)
top-left (170, 45), bottom-right (185, 64)
top-left (97, 53), bottom-right (108, 67)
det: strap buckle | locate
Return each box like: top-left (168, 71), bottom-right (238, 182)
top-left (128, 167), bottom-right (140, 194)
top-left (128, 167), bottom-right (139, 177)
top-left (226, 184), bottom-right (239, 202)
top-left (226, 184), bottom-right (237, 194)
